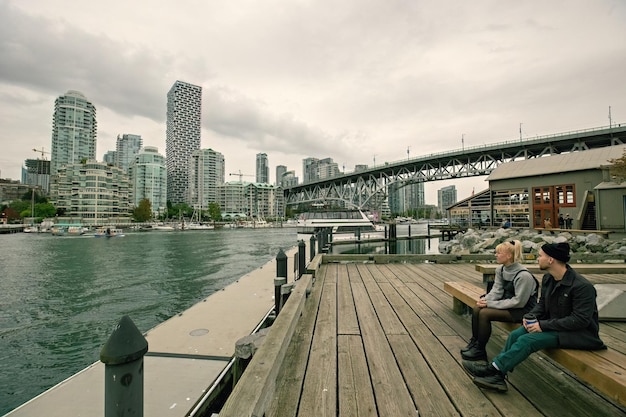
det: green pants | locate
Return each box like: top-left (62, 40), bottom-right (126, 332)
top-left (493, 326), bottom-right (559, 374)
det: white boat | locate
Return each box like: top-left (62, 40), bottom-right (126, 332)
top-left (296, 209), bottom-right (386, 242)
top-left (184, 222), bottom-right (214, 230)
top-left (152, 224), bottom-right (176, 231)
top-left (50, 224), bottom-right (88, 236)
top-left (94, 228), bottom-right (125, 237)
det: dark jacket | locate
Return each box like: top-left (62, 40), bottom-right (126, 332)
top-left (529, 265), bottom-right (606, 350)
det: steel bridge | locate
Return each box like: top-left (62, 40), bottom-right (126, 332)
top-left (284, 124), bottom-right (626, 209)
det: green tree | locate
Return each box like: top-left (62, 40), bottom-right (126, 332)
top-left (609, 150), bottom-right (626, 184)
top-left (208, 202), bottom-right (221, 222)
top-left (133, 199), bottom-right (153, 222)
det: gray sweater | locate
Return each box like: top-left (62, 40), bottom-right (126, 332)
top-left (485, 263), bottom-right (537, 309)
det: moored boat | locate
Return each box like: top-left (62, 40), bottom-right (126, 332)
top-left (94, 227), bottom-right (125, 237)
top-left (296, 209), bottom-right (385, 242)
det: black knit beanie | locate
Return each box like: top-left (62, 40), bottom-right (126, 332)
top-left (541, 242), bottom-right (571, 263)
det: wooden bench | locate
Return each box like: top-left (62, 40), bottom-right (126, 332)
top-left (535, 227), bottom-right (612, 238)
top-left (475, 263), bottom-right (626, 290)
top-left (444, 281), bottom-right (626, 407)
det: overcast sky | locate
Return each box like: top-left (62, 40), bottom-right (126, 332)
top-left (1, 0), bottom-right (625, 204)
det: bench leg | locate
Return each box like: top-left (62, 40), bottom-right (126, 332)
top-left (452, 297), bottom-right (466, 315)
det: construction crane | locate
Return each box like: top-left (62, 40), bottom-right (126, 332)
top-left (229, 170), bottom-right (255, 183)
top-left (33, 147), bottom-right (50, 160)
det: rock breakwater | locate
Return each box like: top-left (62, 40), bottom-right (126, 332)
top-left (438, 228), bottom-right (626, 256)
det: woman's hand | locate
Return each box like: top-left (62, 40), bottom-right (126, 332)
top-left (476, 297), bottom-right (487, 308)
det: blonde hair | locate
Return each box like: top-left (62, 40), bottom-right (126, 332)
top-left (495, 239), bottom-right (523, 263)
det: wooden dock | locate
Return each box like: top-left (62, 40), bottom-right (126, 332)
top-left (220, 259), bottom-right (626, 417)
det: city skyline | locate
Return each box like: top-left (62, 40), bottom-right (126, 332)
top-left (1, 1), bottom-right (626, 204)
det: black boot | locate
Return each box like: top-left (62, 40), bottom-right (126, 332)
top-left (460, 337), bottom-right (477, 354)
top-left (474, 371), bottom-right (508, 392)
top-left (462, 361), bottom-right (507, 392)
top-left (461, 344), bottom-right (487, 361)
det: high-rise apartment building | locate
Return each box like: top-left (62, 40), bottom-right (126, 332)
top-left (275, 165), bottom-right (287, 186)
top-left (50, 90), bottom-right (97, 175)
top-left (438, 185), bottom-right (457, 213)
top-left (388, 182), bottom-right (425, 215)
top-left (22, 158), bottom-right (51, 194)
top-left (302, 157), bottom-right (339, 182)
top-left (129, 146), bottom-right (167, 216)
top-left (302, 157), bottom-right (319, 183)
top-left (189, 148), bottom-right (225, 209)
top-left (103, 151), bottom-right (116, 165)
top-left (281, 170), bottom-right (299, 188)
top-left (166, 81), bottom-right (202, 204)
top-left (116, 134), bottom-right (143, 173)
top-left (256, 153), bottom-right (269, 184)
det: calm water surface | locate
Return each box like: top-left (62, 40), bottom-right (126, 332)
top-left (0, 227), bottom-right (298, 414)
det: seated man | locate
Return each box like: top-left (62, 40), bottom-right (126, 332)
top-left (462, 242), bottom-right (606, 392)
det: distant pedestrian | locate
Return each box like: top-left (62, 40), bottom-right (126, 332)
top-left (565, 214), bottom-right (573, 229)
top-left (558, 214), bottom-right (564, 229)
top-left (544, 218), bottom-right (552, 229)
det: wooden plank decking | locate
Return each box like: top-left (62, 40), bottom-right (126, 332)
top-left (223, 261), bottom-right (626, 417)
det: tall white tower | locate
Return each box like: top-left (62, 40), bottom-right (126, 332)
top-left (50, 90), bottom-right (97, 175)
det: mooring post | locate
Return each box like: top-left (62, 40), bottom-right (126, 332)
top-left (275, 249), bottom-right (288, 314)
top-left (408, 224), bottom-right (411, 237)
top-left (309, 234), bottom-right (316, 260)
top-left (100, 315), bottom-right (148, 417)
top-left (297, 239), bottom-right (306, 279)
top-left (317, 230), bottom-right (324, 254)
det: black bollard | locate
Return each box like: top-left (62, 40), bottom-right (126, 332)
top-left (297, 240), bottom-right (306, 279)
top-left (408, 224), bottom-right (411, 237)
top-left (390, 223), bottom-right (397, 240)
top-left (309, 234), bottom-right (316, 261)
top-left (385, 225), bottom-right (388, 240)
top-left (100, 315), bottom-right (148, 417)
top-left (275, 249), bottom-right (288, 314)
top-left (274, 277), bottom-right (287, 315)
top-left (276, 248), bottom-right (287, 281)
top-left (356, 228), bottom-right (361, 241)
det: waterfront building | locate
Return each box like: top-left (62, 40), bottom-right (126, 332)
top-left (275, 165), bottom-right (287, 186)
top-left (189, 148), bottom-right (225, 209)
top-left (447, 145), bottom-right (626, 232)
top-left (22, 158), bottom-right (51, 194)
top-left (218, 181), bottom-right (284, 219)
top-left (166, 80), bottom-right (202, 205)
top-left (115, 134), bottom-right (143, 173)
top-left (0, 179), bottom-right (35, 206)
top-left (50, 90), bottom-right (97, 176)
top-left (256, 153), bottom-right (269, 184)
top-left (438, 185), bottom-right (457, 214)
top-left (51, 160), bottom-right (131, 224)
top-left (129, 146), bottom-right (167, 216)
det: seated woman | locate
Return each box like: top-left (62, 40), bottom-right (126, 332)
top-left (461, 240), bottom-right (539, 361)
